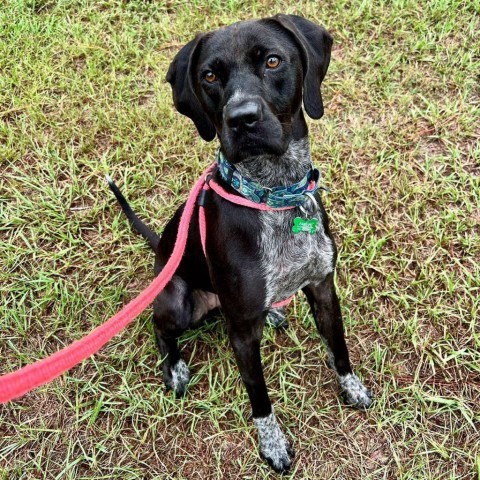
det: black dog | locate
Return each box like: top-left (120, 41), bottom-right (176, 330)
top-left (108, 14), bottom-right (372, 473)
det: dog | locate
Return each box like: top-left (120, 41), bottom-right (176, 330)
top-left (108, 14), bottom-right (372, 473)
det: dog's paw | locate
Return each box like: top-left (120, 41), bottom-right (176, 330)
top-left (339, 373), bottom-right (373, 410)
top-left (266, 308), bottom-right (288, 329)
top-left (254, 411), bottom-right (294, 473)
top-left (165, 359), bottom-right (190, 396)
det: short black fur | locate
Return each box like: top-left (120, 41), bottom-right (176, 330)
top-left (109, 14), bottom-right (371, 474)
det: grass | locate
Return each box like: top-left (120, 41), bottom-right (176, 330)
top-left (0, 0), bottom-right (479, 478)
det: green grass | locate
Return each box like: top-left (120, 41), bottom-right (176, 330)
top-left (1, 0), bottom-right (479, 478)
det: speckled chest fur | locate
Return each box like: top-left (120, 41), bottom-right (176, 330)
top-left (236, 139), bottom-right (335, 307)
top-left (258, 208), bottom-right (334, 307)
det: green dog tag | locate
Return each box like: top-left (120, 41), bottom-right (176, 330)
top-left (292, 217), bottom-right (318, 234)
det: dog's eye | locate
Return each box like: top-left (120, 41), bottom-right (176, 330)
top-left (266, 56), bottom-right (281, 69)
top-left (204, 71), bottom-right (217, 83)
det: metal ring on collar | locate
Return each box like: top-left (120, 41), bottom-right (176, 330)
top-left (305, 191), bottom-right (318, 208)
top-left (299, 191), bottom-right (319, 216)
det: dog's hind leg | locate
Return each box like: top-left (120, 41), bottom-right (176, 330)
top-left (152, 273), bottom-right (220, 396)
top-left (152, 274), bottom-right (195, 396)
top-left (266, 307), bottom-right (288, 328)
top-left (303, 274), bottom-right (373, 409)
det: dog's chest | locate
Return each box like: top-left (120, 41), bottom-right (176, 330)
top-left (259, 210), bottom-right (334, 307)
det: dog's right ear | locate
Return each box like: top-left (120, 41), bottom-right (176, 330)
top-left (166, 35), bottom-right (216, 142)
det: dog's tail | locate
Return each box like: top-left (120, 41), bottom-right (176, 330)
top-left (106, 175), bottom-right (160, 251)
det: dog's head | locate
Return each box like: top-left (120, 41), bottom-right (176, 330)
top-left (166, 14), bottom-right (332, 163)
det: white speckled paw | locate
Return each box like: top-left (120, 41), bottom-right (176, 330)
top-left (339, 373), bottom-right (373, 409)
top-left (254, 411), bottom-right (294, 473)
top-left (165, 359), bottom-right (190, 396)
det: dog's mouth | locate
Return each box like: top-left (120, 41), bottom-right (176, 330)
top-left (220, 119), bottom-right (286, 163)
top-left (219, 96), bottom-right (287, 163)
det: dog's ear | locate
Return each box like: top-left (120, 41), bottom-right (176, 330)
top-left (166, 35), bottom-right (216, 141)
top-left (270, 14), bottom-right (332, 119)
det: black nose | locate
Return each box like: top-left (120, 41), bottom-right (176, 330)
top-left (224, 100), bottom-right (262, 131)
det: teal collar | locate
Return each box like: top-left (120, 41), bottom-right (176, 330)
top-left (215, 149), bottom-right (323, 209)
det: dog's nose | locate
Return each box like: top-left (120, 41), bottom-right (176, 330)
top-left (224, 101), bottom-right (262, 131)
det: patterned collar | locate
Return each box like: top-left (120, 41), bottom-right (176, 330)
top-left (215, 149), bottom-right (322, 209)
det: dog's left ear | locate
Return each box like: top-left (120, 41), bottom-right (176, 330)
top-left (269, 14), bottom-right (333, 119)
top-left (166, 34), bottom-right (216, 141)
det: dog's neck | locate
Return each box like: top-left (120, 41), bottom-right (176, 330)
top-left (233, 137), bottom-right (312, 188)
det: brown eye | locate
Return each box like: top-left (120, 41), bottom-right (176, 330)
top-left (205, 71), bottom-right (217, 83)
top-left (266, 56), bottom-right (281, 69)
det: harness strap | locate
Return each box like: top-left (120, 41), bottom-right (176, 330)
top-left (198, 194), bottom-right (208, 257)
top-left (198, 176), bottom-right (295, 309)
top-left (208, 179), bottom-right (294, 211)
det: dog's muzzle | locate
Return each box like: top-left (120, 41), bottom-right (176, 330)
top-left (224, 99), bottom-right (263, 132)
top-left (220, 95), bottom-right (284, 162)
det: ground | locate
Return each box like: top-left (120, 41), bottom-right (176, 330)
top-left (0, 0), bottom-right (479, 479)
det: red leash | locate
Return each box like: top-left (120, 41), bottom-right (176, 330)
top-left (0, 163), bottom-right (294, 404)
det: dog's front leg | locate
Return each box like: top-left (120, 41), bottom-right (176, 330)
top-left (225, 311), bottom-right (294, 473)
top-left (303, 273), bottom-right (373, 409)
